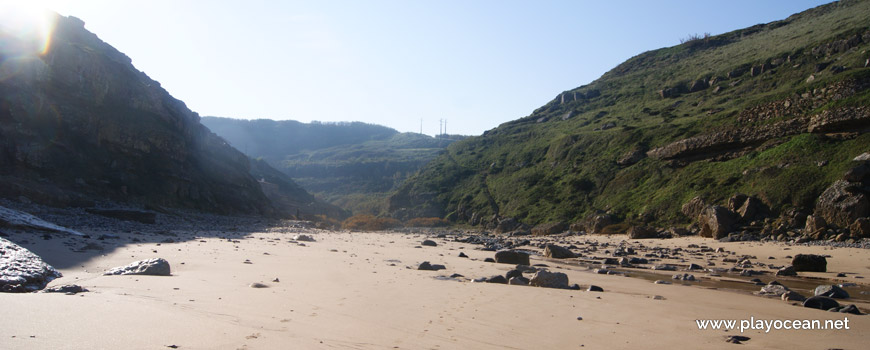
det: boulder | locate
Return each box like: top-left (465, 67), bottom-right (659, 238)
top-left (293, 234), bottom-right (315, 242)
top-left (617, 149), bottom-right (646, 166)
top-left (588, 214), bottom-right (613, 234)
top-left (803, 296), bottom-right (840, 310)
top-left (727, 194), bottom-right (749, 212)
top-left (791, 254), bottom-right (826, 272)
top-left (417, 261), bottom-right (446, 271)
top-left (850, 217), bottom-right (870, 238)
top-left (485, 275), bottom-right (508, 284)
top-left (421, 239), bottom-right (437, 247)
top-left (505, 269), bottom-right (523, 280)
top-left (814, 285), bottom-right (849, 299)
top-left (681, 196), bottom-right (707, 220)
top-left (814, 180), bottom-right (869, 228)
top-left (843, 162), bottom-right (870, 184)
top-left (757, 281), bottom-right (790, 297)
top-left (543, 244), bottom-right (576, 259)
top-left (494, 250), bottom-right (530, 265)
top-left (529, 270), bottom-right (570, 289)
top-left (1, 237), bottom-right (62, 292)
top-left (781, 291), bottom-right (806, 302)
top-left (531, 222), bottom-right (567, 236)
top-left (508, 276), bottom-right (529, 286)
top-left (775, 266), bottom-right (797, 277)
top-left (104, 258), bottom-right (171, 276)
top-left (736, 197), bottom-right (767, 222)
top-left (698, 206), bottom-right (738, 239)
top-left (42, 284), bottom-right (88, 294)
top-left (627, 226), bottom-right (658, 239)
top-left (495, 218), bottom-right (520, 233)
top-left (804, 215), bottom-right (827, 234)
top-left (688, 79), bottom-right (709, 92)
top-left (587, 285), bottom-right (604, 292)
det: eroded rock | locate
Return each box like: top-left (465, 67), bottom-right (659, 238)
top-left (1, 237), bottom-right (62, 292)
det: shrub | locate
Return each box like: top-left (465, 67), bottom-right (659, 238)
top-left (342, 215), bottom-right (402, 231)
top-left (405, 217), bottom-right (450, 227)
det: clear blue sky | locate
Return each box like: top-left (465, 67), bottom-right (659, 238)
top-left (36, 0), bottom-right (830, 136)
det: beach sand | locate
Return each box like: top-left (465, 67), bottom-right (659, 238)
top-left (1, 228), bottom-right (868, 349)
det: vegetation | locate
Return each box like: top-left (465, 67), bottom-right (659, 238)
top-left (405, 217), bottom-right (451, 227)
top-left (202, 117), bottom-right (466, 215)
top-left (390, 0), bottom-right (870, 227)
top-left (342, 215), bottom-right (402, 231)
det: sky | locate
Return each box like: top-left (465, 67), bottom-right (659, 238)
top-left (24, 0), bottom-right (832, 136)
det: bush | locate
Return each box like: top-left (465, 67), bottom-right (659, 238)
top-left (342, 215), bottom-right (402, 231)
top-left (405, 217), bottom-right (450, 227)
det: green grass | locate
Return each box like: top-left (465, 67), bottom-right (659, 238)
top-left (391, 0), bottom-right (870, 226)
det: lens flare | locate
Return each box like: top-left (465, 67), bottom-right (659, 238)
top-left (0, 2), bottom-right (58, 56)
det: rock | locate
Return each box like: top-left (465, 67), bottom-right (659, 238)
top-left (494, 250), bottom-right (530, 265)
top-left (758, 282), bottom-right (790, 297)
top-left (458, 252), bottom-right (468, 258)
top-left (736, 197), bottom-right (766, 222)
top-left (293, 234), bottom-right (314, 242)
top-left (0, 238), bottom-right (62, 292)
top-left (104, 258), bottom-right (171, 276)
top-left (686, 263), bottom-right (703, 270)
top-left (505, 269), bottom-right (523, 280)
top-left (421, 240), bottom-right (437, 247)
top-left (814, 180), bottom-right (870, 228)
top-left (653, 280), bottom-right (672, 285)
top-left (850, 218), bottom-right (870, 238)
top-left (249, 282), bottom-right (269, 288)
top-left (776, 266), bottom-right (797, 277)
top-left (529, 270), bottom-right (569, 289)
top-left (495, 217), bottom-right (520, 234)
top-left (688, 79), bottom-right (709, 92)
top-left (587, 285), bottom-right (604, 292)
top-left (417, 261), bottom-right (446, 271)
top-left (0, 206), bottom-right (84, 236)
top-left (485, 275), bottom-right (508, 284)
top-left (792, 254), bottom-right (827, 272)
top-left (627, 226), bottom-right (658, 239)
top-left (85, 208), bottom-right (156, 224)
top-left (531, 222), bottom-right (567, 236)
top-left (725, 336), bottom-right (750, 344)
top-left (781, 291), bottom-right (806, 302)
top-left (43, 284), bottom-right (88, 294)
top-left (804, 215), bottom-right (827, 234)
top-left (854, 152), bottom-right (870, 161)
top-left (681, 196), bottom-right (707, 220)
top-left (652, 264), bottom-right (676, 271)
top-left (803, 296), bottom-right (840, 310)
top-left (617, 149), bottom-right (646, 166)
top-left (839, 304), bottom-right (862, 315)
top-left (814, 285), bottom-right (849, 299)
top-left (484, 258), bottom-right (496, 263)
top-left (698, 206), bottom-right (738, 239)
top-left (543, 244), bottom-right (576, 259)
top-left (508, 276), bottom-right (529, 286)
top-left (672, 273), bottom-right (696, 281)
top-left (588, 214), bottom-right (613, 234)
top-left (515, 264), bottom-right (537, 273)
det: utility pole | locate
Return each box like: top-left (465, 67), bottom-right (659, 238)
top-left (439, 119), bottom-right (443, 137)
top-left (444, 119), bottom-right (447, 136)
top-left (420, 118), bottom-right (423, 135)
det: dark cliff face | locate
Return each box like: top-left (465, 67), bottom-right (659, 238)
top-left (0, 14), bottom-right (272, 214)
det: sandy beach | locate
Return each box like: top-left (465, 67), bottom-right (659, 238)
top-left (2, 221), bottom-right (868, 350)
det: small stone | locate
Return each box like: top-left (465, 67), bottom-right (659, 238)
top-left (458, 252), bottom-right (468, 258)
top-left (726, 335), bottom-right (750, 344)
top-left (587, 285), bottom-right (604, 292)
top-left (654, 280), bottom-right (672, 285)
top-left (417, 261), bottom-right (446, 271)
top-left (421, 240), bottom-right (437, 247)
top-left (250, 283), bottom-right (268, 288)
top-left (293, 234), bottom-right (314, 242)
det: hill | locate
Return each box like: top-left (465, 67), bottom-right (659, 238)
top-left (202, 117), bottom-right (464, 215)
top-left (390, 0), bottom-right (870, 233)
top-left (0, 12), bottom-right (342, 219)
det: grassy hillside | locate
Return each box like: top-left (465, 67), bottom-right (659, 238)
top-left (390, 0), bottom-right (870, 228)
top-left (202, 117), bottom-right (465, 215)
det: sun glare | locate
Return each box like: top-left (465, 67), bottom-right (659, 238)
top-left (0, 1), bottom-right (58, 56)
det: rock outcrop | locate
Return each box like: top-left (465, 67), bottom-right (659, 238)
top-left (1, 237), bottom-right (62, 292)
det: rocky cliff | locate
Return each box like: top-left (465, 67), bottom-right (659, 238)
top-left (0, 13), bottom-right (327, 216)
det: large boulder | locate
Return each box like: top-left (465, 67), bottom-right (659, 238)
top-left (627, 226), bottom-right (659, 239)
top-left (791, 254), bottom-right (826, 272)
top-left (850, 217), bottom-right (870, 238)
top-left (814, 180), bottom-right (869, 228)
top-left (531, 222), bottom-right (567, 236)
top-left (543, 244), bottom-right (576, 259)
top-left (804, 215), bottom-right (827, 234)
top-left (681, 196), bottom-right (707, 220)
top-left (494, 250), bottom-right (530, 265)
top-left (1, 237), bottom-right (62, 292)
top-left (494, 218), bottom-right (520, 234)
top-left (104, 258), bottom-right (171, 276)
top-left (529, 270), bottom-right (570, 289)
top-left (698, 206), bottom-right (738, 239)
